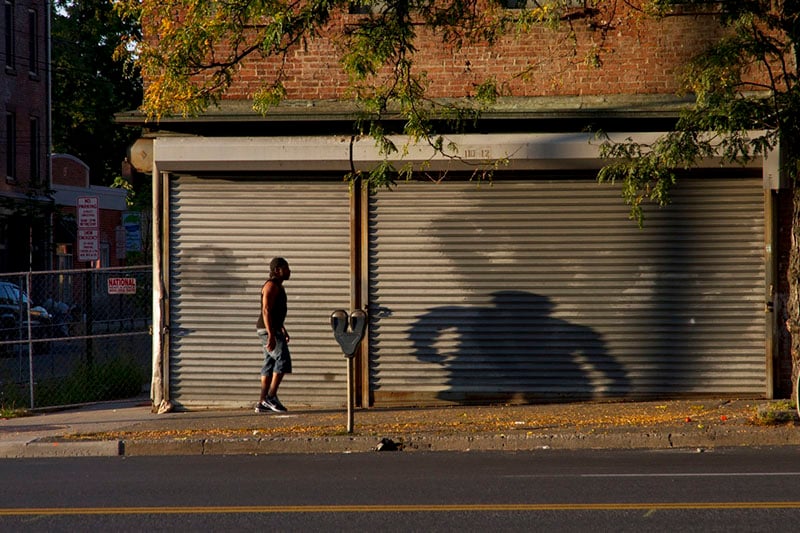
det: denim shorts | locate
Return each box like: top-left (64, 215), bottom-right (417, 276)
top-left (257, 330), bottom-right (292, 375)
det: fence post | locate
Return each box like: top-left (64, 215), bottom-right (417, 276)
top-left (25, 272), bottom-right (34, 409)
top-left (84, 269), bottom-right (94, 369)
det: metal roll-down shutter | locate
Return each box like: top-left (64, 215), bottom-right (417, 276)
top-left (368, 176), bottom-right (765, 404)
top-left (168, 176), bottom-right (352, 408)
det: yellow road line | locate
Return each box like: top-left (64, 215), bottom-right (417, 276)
top-left (2, 502), bottom-right (800, 516)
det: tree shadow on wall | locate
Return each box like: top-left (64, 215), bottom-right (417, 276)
top-left (170, 245), bottom-right (247, 338)
top-left (408, 290), bottom-right (630, 403)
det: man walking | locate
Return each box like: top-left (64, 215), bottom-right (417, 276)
top-left (255, 257), bottom-right (292, 412)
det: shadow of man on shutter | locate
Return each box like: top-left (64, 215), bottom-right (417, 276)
top-left (408, 290), bottom-right (630, 403)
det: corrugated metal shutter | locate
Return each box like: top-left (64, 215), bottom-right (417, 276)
top-left (368, 176), bottom-right (766, 404)
top-left (168, 176), bottom-right (352, 408)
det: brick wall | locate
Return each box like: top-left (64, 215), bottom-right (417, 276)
top-left (0, 0), bottom-right (48, 193)
top-left (206, 8), bottom-right (732, 102)
top-left (51, 154), bottom-right (90, 188)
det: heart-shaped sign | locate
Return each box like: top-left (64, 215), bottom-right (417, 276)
top-left (330, 309), bottom-right (368, 358)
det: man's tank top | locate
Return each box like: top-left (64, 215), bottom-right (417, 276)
top-left (256, 280), bottom-right (287, 330)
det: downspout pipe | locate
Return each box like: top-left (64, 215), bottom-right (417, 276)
top-left (150, 163), bottom-right (170, 412)
top-left (45, 0), bottom-right (53, 269)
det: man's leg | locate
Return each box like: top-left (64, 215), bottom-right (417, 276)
top-left (259, 373), bottom-right (272, 403)
top-left (257, 330), bottom-right (272, 406)
top-left (268, 372), bottom-right (284, 398)
top-left (264, 333), bottom-right (290, 411)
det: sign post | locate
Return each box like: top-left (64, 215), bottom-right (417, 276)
top-left (77, 196), bottom-right (99, 263)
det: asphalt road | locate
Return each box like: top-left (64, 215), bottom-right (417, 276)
top-left (2, 448), bottom-right (800, 531)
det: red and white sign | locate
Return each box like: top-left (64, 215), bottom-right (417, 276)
top-left (77, 196), bottom-right (99, 228)
top-left (77, 196), bottom-right (99, 262)
top-left (107, 277), bottom-right (137, 295)
top-left (78, 229), bottom-right (99, 262)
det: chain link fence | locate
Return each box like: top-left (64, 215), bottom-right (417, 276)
top-left (0, 266), bottom-right (151, 409)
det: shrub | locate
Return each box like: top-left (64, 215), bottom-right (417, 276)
top-left (0, 377), bottom-right (28, 415)
top-left (752, 400), bottom-right (797, 426)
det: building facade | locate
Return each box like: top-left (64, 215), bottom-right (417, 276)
top-left (126, 3), bottom-right (790, 409)
top-left (0, 0), bottom-right (50, 273)
top-left (50, 154), bottom-right (128, 272)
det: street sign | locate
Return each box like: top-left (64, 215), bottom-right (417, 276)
top-left (77, 196), bottom-right (99, 262)
top-left (77, 196), bottom-right (99, 228)
top-left (107, 277), bottom-right (137, 295)
top-left (123, 211), bottom-right (142, 252)
top-left (77, 228), bottom-right (99, 261)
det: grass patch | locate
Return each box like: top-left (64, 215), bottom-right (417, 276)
top-left (2, 353), bottom-right (147, 411)
top-left (0, 405), bottom-right (28, 418)
top-left (0, 377), bottom-right (29, 416)
top-left (752, 400), bottom-right (797, 426)
top-left (2, 354), bottom-right (145, 412)
top-left (33, 356), bottom-right (146, 407)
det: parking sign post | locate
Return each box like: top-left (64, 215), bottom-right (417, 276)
top-left (77, 196), bottom-right (99, 263)
top-left (330, 309), bottom-right (367, 433)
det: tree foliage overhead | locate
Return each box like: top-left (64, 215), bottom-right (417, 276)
top-left (598, 0), bottom-right (800, 394)
top-left (119, 0), bottom-right (800, 392)
top-left (115, 1), bottom-right (798, 201)
top-left (599, 0), bottom-right (799, 223)
top-left (115, 0), bottom-right (624, 186)
top-left (52, 0), bottom-right (143, 186)
top-left (117, 0), bottom-right (563, 115)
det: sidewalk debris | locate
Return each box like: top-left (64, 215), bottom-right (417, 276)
top-left (1, 398), bottom-right (798, 458)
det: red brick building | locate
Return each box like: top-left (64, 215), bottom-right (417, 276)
top-left (50, 154), bottom-right (128, 270)
top-left (0, 0), bottom-right (49, 273)
top-left (127, 3), bottom-right (791, 408)
top-left (220, 10), bottom-right (727, 102)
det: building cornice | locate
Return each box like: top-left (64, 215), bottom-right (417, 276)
top-left (117, 94), bottom-right (696, 127)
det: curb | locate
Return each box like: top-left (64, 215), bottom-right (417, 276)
top-left (3, 413), bottom-right (799, 458)
top-left (0, 439), bottom-right (122, 458)
top-left (67, 427), bottom-right (800, 457)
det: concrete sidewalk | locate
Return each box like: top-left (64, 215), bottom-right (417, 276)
top-left (1, 397), bottom-right (798, 458)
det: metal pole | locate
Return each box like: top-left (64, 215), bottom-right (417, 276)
top-left (331, 309), bottom-right (365, 433)
top-left (85, 269), bottom-right (93, 369)
top-left (347, 357), bottom-right (355, 433)
top-left (25, 271), bottom-right (34, 409)
top-left (27, 226), bottom-right (34, 408)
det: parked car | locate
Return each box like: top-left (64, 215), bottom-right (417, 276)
top-left (0, 282), bottom-right (51, 355)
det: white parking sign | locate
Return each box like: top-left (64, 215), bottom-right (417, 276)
top-left (77, 196), bottom-right (99, 261)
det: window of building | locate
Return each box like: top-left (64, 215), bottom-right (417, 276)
top-left (56, 243), bottom-right (74, 303)
top-left (27, 8), bottom-right (37, 77)
top-left (4, 0), bottom-right (15, 73)
top-left (99, 242), bottom-right (110, 268)
top-left (56, 243), bottom-right (73, 270)
top-left (29, 116), bottom-right (40, 184)
top-left (5, 111), bottom-right (15, 182)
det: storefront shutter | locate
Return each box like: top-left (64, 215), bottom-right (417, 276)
top-left (168, 176), bottom-right (352, 408)
top-left (368, 176), bottom-right (766, 404)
